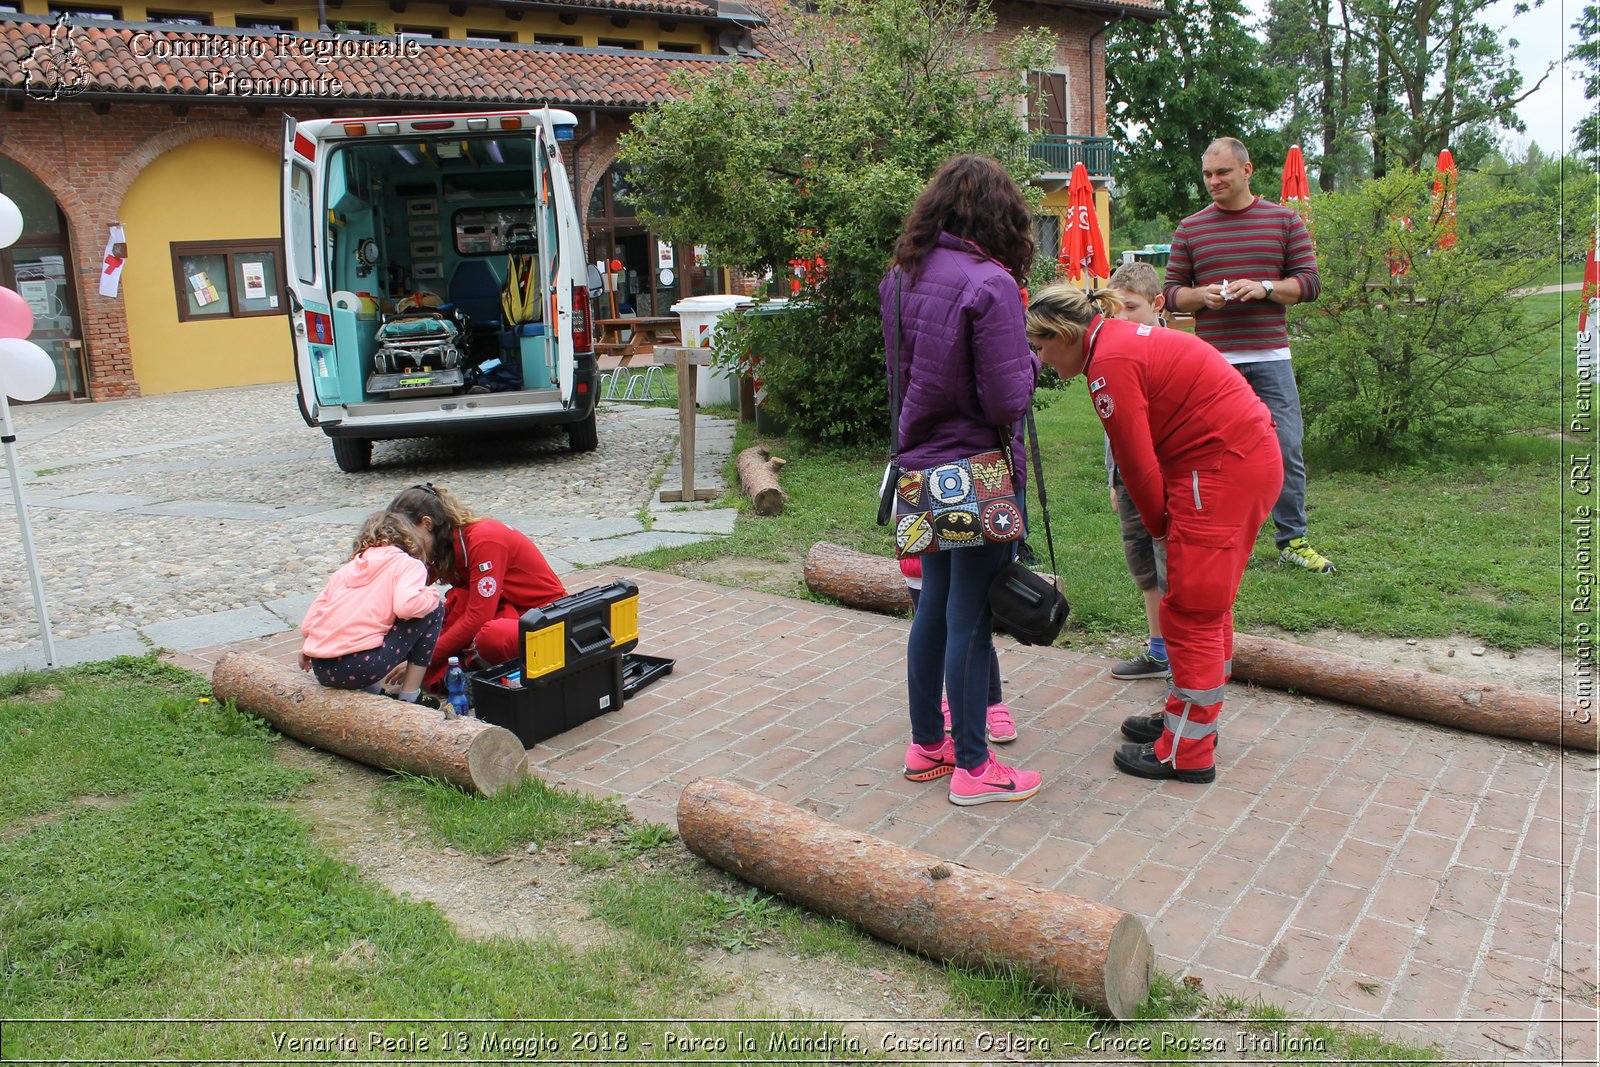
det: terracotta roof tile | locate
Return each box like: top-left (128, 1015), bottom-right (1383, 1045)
top-left (0, 19), bottom-right (735, 107)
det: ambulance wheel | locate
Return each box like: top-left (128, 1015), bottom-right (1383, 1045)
top-left (566, 409), bottom-right (598, 453)
top-left (331, 436), bottom-right (373, 473)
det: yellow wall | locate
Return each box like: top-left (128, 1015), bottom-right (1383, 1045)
top-left (121, 139), bottom-right (289, 395)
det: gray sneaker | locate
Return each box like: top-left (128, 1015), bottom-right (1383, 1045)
top-left (1110, 651), bottom-right (1170, 680)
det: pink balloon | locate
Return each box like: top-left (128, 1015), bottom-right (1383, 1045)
top-left (0, 285), bottom-right (33, 339)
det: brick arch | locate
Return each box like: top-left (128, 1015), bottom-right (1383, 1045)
top-left (104, 118), bottom-right (279, 211)
top-left (0, 144), bottom-right (77, 220)
top-left (574, 119), bottom-right (629, 227)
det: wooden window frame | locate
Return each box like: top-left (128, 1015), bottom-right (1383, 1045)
top-left (170, 239), bottom-right (285, 323)
top-left (47, 3), bottom-right (122, 19)
top-left (234, 15), bottom-right (295, 31)
top-left (146, 9), bottom-right (213, 24)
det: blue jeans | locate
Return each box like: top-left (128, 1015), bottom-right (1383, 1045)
top-left (907, 541), bottom-right (1012, 771)
top-left (1233, 359), bottom-right (1307, 546)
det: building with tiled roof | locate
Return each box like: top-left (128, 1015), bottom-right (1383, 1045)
top-left (0, 0), bottom-right (1156, 400)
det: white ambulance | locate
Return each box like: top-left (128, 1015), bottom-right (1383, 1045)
top-left (281, 108), bottom-right (597, 472)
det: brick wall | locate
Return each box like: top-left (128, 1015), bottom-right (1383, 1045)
top-left (0, 102), bottom-right (281, 398)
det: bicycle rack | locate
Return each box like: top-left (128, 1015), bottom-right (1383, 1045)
top-left (599, 364), bottom-right (668, 403)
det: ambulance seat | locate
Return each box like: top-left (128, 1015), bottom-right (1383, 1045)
top-left (447, 260), bottom-right (503, 332)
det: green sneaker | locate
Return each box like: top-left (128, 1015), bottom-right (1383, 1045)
top-left (1279, 537), bottom-right (1337, 573)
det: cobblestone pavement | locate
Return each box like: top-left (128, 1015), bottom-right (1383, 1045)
top-left (0, 384), bottom-right (734, 663)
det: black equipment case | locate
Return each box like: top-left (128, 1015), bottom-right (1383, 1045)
top-left (470, 579), bottom-right (642, 747)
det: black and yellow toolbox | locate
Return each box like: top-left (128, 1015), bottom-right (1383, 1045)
top-left (470, 579), bottom-right (674, 747)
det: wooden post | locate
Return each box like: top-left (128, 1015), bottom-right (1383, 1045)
top-left (653, 345), bottom-right (718, 502)
top-left (677, 777), bottom-right (1153, 1019)
top-left (212, 651), bottom-right (530, 795)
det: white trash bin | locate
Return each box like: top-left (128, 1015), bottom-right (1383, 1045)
top-left (671, 294), bottom-right (749, 408)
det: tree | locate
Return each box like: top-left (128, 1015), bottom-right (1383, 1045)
top-left (1572, 3), bottom-right (1600, 155)
top-left (1105, 0), bottom-right (1287, 222)
top-left (1262, 0), bottom-right (1373, 191)
top-left (1291, 171), bottom-right (1557, 454)
top-left (1264, 0), bottom-right (1550, 181)
top-left (618, 0), bottom-right (1051, 445)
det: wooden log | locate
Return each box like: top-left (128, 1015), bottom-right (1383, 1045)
top-left (736, 445), bottom-right (788, 516)
top-left (212, 651), bottom-right (529, 795)
top-left (804, 540), bottom-right (912, 614)
top-left (1230, 634), bottom-right (1595, 752)
top-left (677, 776), bottom-right (1152, 1019)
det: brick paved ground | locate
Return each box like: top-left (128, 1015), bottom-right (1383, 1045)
top-left (179, 567), bottom-right (1599, 1065)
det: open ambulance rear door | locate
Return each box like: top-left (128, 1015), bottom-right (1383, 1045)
top-left (280, 116), bottom-right (333, 428)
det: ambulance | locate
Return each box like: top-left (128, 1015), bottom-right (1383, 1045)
top-left (281, 108), bottom-right (597, 472)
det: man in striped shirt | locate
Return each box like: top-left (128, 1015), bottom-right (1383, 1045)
top-left (1163, 137), bottom-right (1336, 574)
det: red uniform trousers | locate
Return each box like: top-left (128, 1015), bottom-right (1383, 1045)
top-left (421, 588), bottom-right (523, 690)
top-left (1153, 428), bottom-right (1283, 771)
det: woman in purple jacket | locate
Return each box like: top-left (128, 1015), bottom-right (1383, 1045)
top-left (883, 155), bottom-right (1043, 806)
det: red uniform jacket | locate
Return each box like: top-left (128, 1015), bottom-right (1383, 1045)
top-left (433, 518), bottom-right (566, 668)
top-left (1084, 317), bottom-right (1275, 540)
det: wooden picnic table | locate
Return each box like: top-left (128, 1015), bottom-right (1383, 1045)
top-left (595, 316), bottom-right (681, 363)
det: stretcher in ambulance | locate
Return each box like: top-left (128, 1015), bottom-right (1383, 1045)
top-left (281, 108), bottom-right (597, 472)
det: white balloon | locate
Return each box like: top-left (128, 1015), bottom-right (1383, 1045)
top-left (0, 337), bottom-right (56, 401)
top-left (0, 195), bottom-right (22, 250)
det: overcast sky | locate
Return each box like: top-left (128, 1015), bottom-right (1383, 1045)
top-left (1241, 0), bottom-right (1589, 159)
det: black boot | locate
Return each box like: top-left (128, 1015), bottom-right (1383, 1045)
top-left (1112, 742), bottom-right (1215, 784)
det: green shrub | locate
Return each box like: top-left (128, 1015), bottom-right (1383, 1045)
top-left (1290, 170), bottom-right (1558, 455)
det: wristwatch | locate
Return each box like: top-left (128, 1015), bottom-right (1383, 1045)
top-left (1262, 279), bottom-right (1277, 298)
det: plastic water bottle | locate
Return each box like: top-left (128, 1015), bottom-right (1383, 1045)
top-left (445, 657), bottom-right (471, 719)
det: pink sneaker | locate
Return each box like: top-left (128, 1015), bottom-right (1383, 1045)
top-left (903, 737), bottom-right (956, 781)
top-left (941, 698), bottom-right (951, 734)
top-left (985, 703), bottom-right (1017, 743)
top-left (949, 756), bottom-right (1042, 806)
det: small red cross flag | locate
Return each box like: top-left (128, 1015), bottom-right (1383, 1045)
top-left (99, 223), bottom-right (125, 298)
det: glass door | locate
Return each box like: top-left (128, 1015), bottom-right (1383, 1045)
top-left (2, 238), bottom-right (88, 401)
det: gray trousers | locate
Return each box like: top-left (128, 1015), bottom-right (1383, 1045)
top-left (1231, 358), bottom-right (1307, 547)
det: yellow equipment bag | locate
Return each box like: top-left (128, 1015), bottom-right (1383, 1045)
top-left (501, 254), bottom-right (541, 325)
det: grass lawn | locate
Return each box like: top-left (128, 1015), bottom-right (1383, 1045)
top-left (628, 287), bottom-right (1569, 652)
top-left (0, 658), bottom-right (1434, 1063)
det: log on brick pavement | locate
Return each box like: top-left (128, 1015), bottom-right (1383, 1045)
top-left (803, 540), bottom-right (912, 614)
top-left (1230, 634), bottom-right (1594, 752)
top-left (212, 650), bottom-right (529, 795)
top-left (677, 776), bottom-right (1152, 1019)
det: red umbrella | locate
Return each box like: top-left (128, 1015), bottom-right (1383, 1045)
top-left (1280, 145), bottom-right (1313, 237)
top-left (1430, 149), bottom-right (1458, 251)
top-left (1580, 225), bottom-right (1599, 338)
top-left (1058, 162), bottom-right (1110, 284)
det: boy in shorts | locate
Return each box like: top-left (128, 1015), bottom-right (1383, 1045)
top-left (1104, 261), bottom-right (1169, 680)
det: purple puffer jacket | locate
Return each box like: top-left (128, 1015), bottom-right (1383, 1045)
top-left (881, 232), bottom-right (1039, 478)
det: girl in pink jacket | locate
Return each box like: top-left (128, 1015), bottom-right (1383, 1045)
top-left (299, 511), bottom-right (445, 704)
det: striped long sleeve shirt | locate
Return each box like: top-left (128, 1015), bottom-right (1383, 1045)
top-left (1162, 197), bottom-right (1321, 355)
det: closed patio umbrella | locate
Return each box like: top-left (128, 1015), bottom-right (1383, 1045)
top-left (1058, 162), bottom-right (1110, 285)
top-left (1280, 144), bottom-right (1313, 241)
top-left (1430, 149), bottom-right (1458, 251)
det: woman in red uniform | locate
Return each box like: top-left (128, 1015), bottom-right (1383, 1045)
top-left (388, 483), bottom-right (566, 690)
top-left (1025, 285), bottom-right (1282, 783)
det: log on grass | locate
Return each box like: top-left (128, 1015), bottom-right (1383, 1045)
top-left (677, 776), bottom-right (1152, 1019)
top-left (803, 540), bottom-right (912, 614)
top-left (1230, 634), bottom-right (1595, 752)
top-left (736, 446), bottom-right (788, 516)
top-left (212, 650), bottom-right (529, 794)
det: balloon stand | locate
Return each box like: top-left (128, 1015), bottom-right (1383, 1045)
top-left (0, 391), bottom-right (56, 667)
